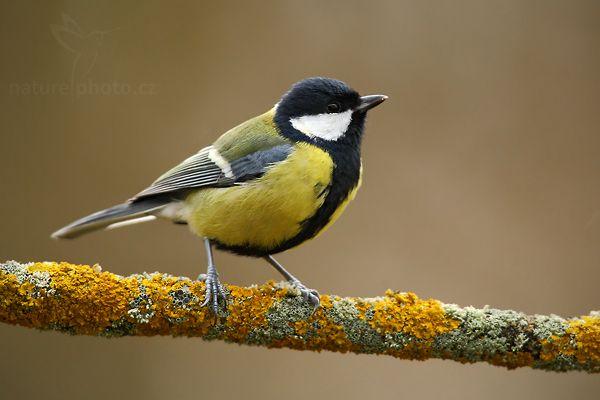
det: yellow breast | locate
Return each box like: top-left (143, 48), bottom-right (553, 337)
top-left (185, 143), bottom-right (334, 250)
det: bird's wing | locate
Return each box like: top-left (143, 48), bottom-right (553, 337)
top-left (132, 144), bottom-right (292, 200)
top-left (131, 109), bottom-right (292, 202)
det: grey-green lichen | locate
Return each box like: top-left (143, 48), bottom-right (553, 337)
top-left (329, 297), bottom-right (386, 353)
top-left (433, 305), bottom-right (532, 365)
top-left (0, 261), bottom-right (598, 373)
top-left (1, 260), bottom-right (55, 298)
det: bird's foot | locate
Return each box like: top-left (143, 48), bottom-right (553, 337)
top-left (289, 279), bottom-right (320, 309)
top-left (198, 268), bottom-right (227, 315)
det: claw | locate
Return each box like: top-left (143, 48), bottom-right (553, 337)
top-left (263, 255), bottom-right (320, 310)
top-left (290, 279), bottom-right (320, 309)
top-left (199, 268), bottom-right (227, 315)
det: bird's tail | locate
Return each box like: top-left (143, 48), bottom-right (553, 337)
top-left (51, 199), bottom-right (168, 239)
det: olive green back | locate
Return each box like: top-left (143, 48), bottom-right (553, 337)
top-left (213, 108), bottom-right (290, 162)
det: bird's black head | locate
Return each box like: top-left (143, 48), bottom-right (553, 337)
top-left (274, 77), bottom-right (386, 147)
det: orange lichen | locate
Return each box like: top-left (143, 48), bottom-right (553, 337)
top-left (1, 262), bottom-right (215, 336)
top-left (539, 337), bottom-right (566, 362)
top-left (28, 262), bottom-right (140, 334)
top-left (568, 315), bottom-right (600, 364)
top-left (1, 261), bottom-right (598, 373)
top-left (540, 315), bottom-right (600, 366)
top-left (133, 274), bottom-right (213, 336)
top-left (304, 295), bottom-right (355, 352)
top-left (292, 319), bottom-right (310, 336)
top-left (223, 281), bottom-right (285, 341)
top-left (268, 294), bottom-right (355, 353)
top-left (0, 273), bottom-right (39, 320)
top-left (359, 290), bottom-right (460, 340)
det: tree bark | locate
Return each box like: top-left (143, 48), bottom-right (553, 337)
top-left (1, 261), bottom-right (598, 372)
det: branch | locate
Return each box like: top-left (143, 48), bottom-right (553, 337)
top-left (1, 261), bottom-right (598, 372)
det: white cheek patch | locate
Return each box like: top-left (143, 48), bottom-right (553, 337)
top-left (290, 110), bottom-right (353, 141)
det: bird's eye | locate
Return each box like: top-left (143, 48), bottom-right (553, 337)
top-left (326, 103), bottom-right (340, 113)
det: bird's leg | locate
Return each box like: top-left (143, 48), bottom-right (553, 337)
top-left (198, 238), bottom-right (227, 314)
top-left (264, 255), bottom-right (320, 308)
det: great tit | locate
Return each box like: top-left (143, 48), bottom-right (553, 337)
top-left (52, 77), bottom-right (387, 313)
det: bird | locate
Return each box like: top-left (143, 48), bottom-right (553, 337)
top-left (52, 77), bottom-right (387, 314)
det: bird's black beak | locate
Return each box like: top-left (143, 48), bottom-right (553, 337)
top-left (354, 94), bottom-right (388, 113)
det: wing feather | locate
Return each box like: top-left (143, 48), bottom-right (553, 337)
top-left (131, 144), bottom-right (293, 202)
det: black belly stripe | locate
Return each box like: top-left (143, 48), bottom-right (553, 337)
top-left (214, 143), bottom-right (362, 257)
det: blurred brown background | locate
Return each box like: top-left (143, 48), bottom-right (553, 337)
top-left (1, 0), bottom-right (599, 398)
